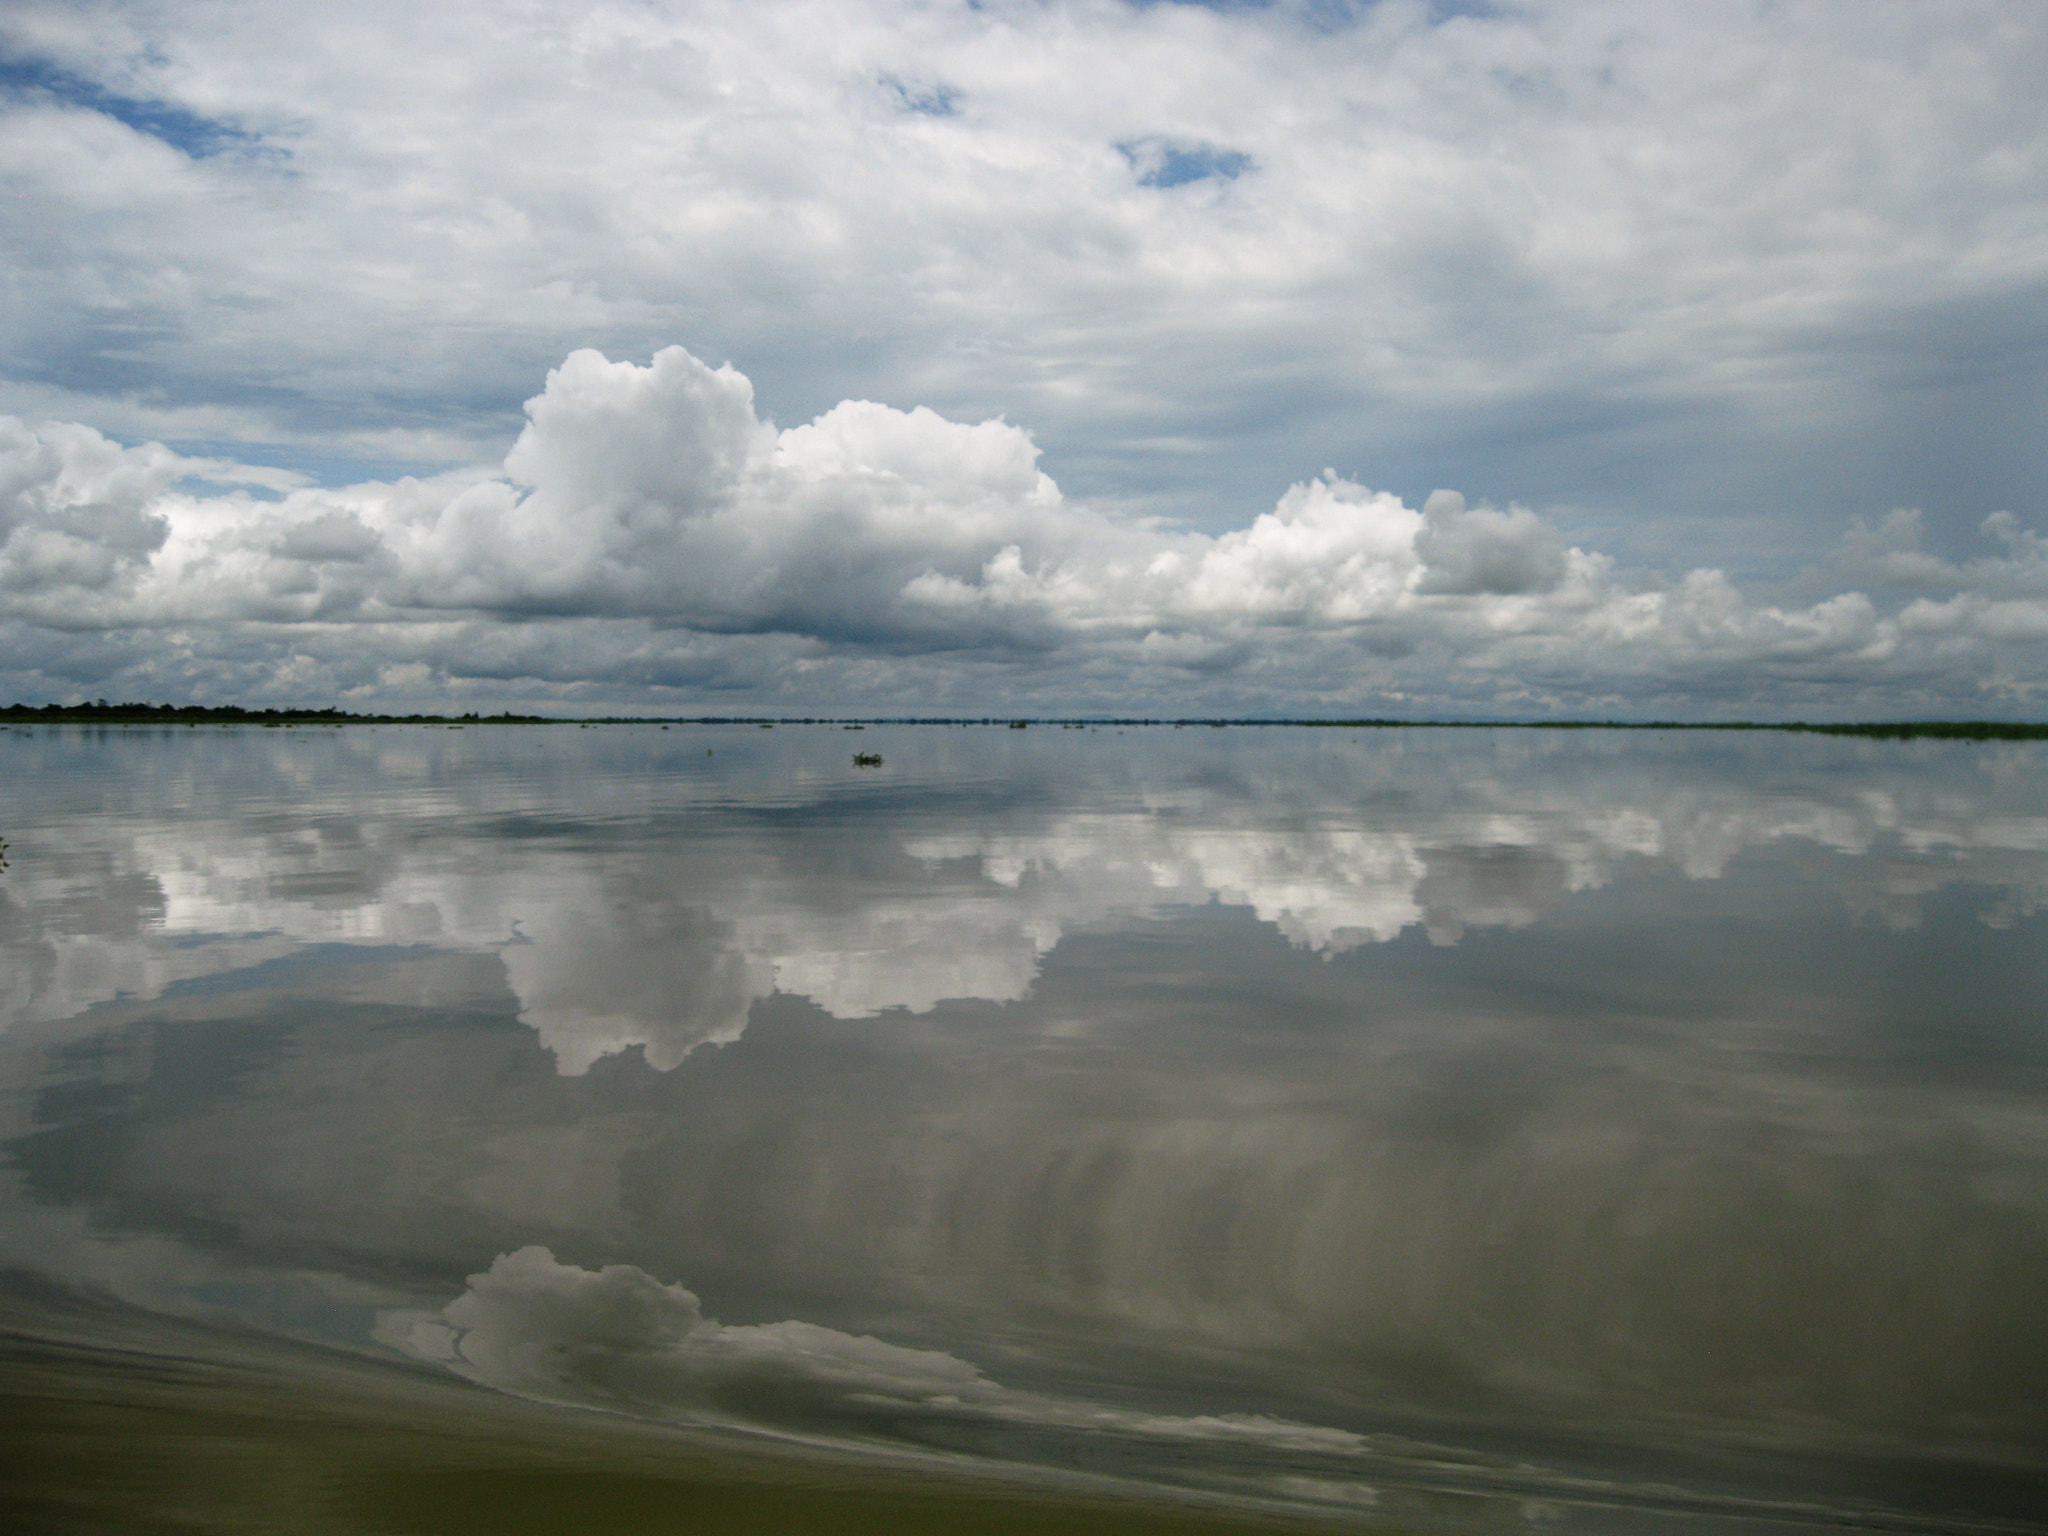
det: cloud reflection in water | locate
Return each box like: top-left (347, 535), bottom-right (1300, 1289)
top-left (1, 725), bottom-right (2045, 1524)
top-left (4, 726), bottom-right (2046, 1068)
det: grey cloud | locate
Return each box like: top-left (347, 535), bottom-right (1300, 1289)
top-left (1842, 507), bottom-right (2048, 601)
top-left (273, 510), bottom-right (384, 564)
top-left (1412, 489), bottom-right (1566, 596)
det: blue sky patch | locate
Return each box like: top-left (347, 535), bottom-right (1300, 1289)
top-left (1119, 138), bottom-right (1254, 189)
top-left (0, 55), bottom-right (264, 159)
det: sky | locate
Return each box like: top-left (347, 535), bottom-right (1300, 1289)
top-left (1, 0), bottom-right (2045, 717)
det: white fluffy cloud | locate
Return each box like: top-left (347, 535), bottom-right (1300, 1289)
top-left (1, 340), bottom-right (2045, 713)
top-left (0, 416), bottom-right (173, 600)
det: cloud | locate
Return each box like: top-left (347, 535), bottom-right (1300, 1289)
top-left (1412, 490), bottom-right (1566, 596)
top-left (2, 340), bottom-right (2046, 714)
top-left (2, 0), bottom-right (2045, 575)
top-left (376, 1244), bottom-right (1366, 1453)
top-left (384, 346), bottom-right (1096, 644)
top-left (0, 418), bottom-right (175, 601)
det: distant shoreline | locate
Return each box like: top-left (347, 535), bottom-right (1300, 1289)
top-left (3, 702), bottom-right (2045, 740)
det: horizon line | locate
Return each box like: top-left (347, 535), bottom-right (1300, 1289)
top-left (4, 702), bottom-right (2045, 740)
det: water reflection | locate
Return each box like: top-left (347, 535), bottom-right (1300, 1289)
top-left (1, 725), bottom-right (2045, 1529)
top-left (5, 726), bottom-right (2046, 1067)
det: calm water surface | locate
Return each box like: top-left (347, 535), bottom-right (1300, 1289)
top-left (2, 724), bottom-right (2045, 1532)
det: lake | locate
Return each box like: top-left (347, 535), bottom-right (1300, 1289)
top-left (2, 722), bottom-right (2044, 1534)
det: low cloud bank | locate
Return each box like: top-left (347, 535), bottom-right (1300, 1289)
top-left (376, 1245), bottom-right (1365, 1454)
top-left (2, 345), bottom-right (2044, 712)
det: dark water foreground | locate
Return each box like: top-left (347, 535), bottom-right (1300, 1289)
top-left (2, 723), bottom-right (2045, 1533)
top-left (0, 1279), bottom-right (1315, 1536)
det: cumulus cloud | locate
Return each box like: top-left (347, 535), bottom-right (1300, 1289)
top-left (1412, 490), bottom-right (1567, 597)
top-left (2, 341), bottom-right (2046, 714)
top-left (382, 346), bottom-right (1101, 645)
top-left (375, 1244), bottom-right (1365, 1453)
top-left (0, 418), bottom-right (174, 604)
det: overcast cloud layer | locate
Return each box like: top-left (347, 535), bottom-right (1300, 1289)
top-left (3, 1), bottom-right (2046, 715)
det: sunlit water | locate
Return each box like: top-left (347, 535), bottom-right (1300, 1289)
top-left (2, 723), bottom-right (2045, 1532)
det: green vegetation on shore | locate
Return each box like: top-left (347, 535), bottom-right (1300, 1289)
top-left (3, 700), bottom-right (2044, 739)
top-left (0, 702), bottom-right (547, 726)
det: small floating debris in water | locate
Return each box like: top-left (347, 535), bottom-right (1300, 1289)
top-left (852, 752), bottom-right (883, 768)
